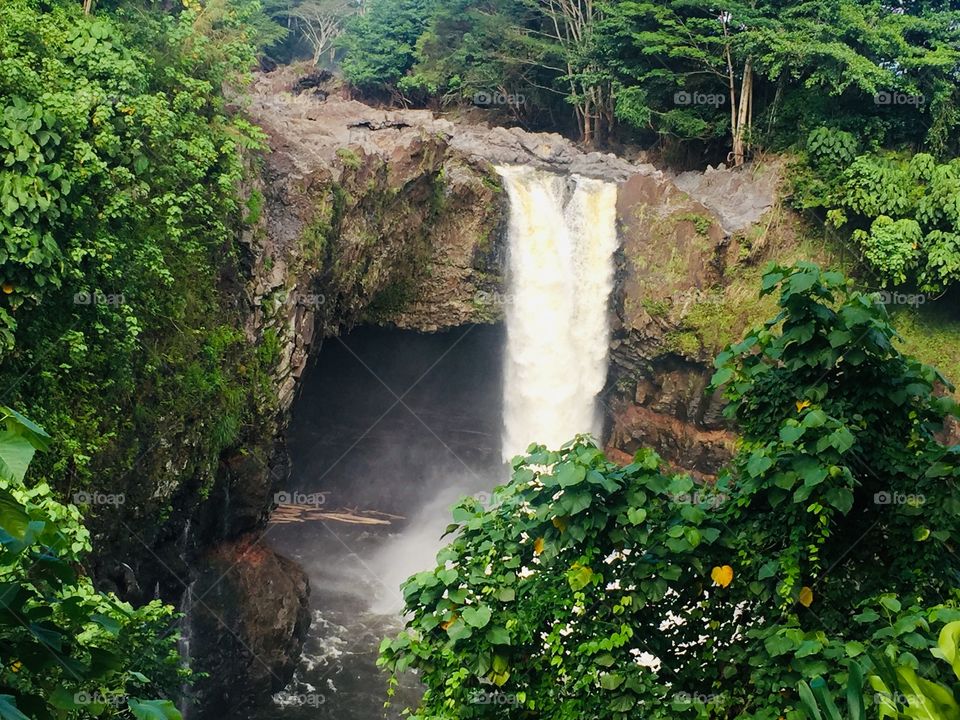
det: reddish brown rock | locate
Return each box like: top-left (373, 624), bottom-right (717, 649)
top-left (185, 536), bottom-right (310, 718)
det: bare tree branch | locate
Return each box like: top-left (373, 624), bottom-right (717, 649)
top-left (275, 0), bottom-right (357, 65)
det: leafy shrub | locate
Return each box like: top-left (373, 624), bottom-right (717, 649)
top-left (0, 407), bottom-right (184, 719)
top-left (797, 661), bottom-right (865, 720)
top-left (0, 0), bottom-right (260, 350)
top-left (851, 217), bottom-right (922, 286)
top-left (807, 128), bottom-right (859, 176)
top-left (794, 133), bottom-right (960, 292)
top-left (798, 618), bottom-right (960, 720)
top-left (379, 263), bottom-right (960, 719)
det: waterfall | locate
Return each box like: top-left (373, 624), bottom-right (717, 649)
top-left (178, 580), bottom-right (196, 719)
top-left (497, 165), bottom-right (619, 460)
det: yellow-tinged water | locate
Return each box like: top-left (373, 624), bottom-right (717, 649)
top-left (497, 165), bottom-right (619, 459)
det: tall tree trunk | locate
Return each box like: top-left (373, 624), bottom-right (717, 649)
top-left (589, 84), bottom-right (605, 145)
top-left (746, 65), bottom-right (754, 155)
top-left (725, 45), bottom-right (739, 164)
top-left (733, 58), bottom-right (753, 165)
top-left (766, 75), bottom-right (785, 137)
top-left (602, 81), bottom-right (615, 142)
top-left (543, 0), bottom-right (606, 145)
top-left (83, 0), bottom-right (95, 14)
top-left (583, 96), bottom-right (593, 145)
top-left (727, 54), bottom-right (753, 167)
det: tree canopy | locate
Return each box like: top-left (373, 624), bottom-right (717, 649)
top-left (339, 0), bottom-right (960, 157)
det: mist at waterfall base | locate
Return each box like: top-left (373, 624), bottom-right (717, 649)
top-left (254, 166), bottom-right (619, 718)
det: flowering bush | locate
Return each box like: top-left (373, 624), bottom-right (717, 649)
top-left (379, 264), bottom-right (960, 719)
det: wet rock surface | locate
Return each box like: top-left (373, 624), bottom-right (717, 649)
top-left (603, 171), bottom-right (739, 477)
top-left (244, 67), bottom-right (781, 433)
top-left (186, 536), bottom-right (310, 718)
top-left (604, 356), bottom-right (735, 480)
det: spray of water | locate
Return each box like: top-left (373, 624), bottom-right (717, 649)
top-left (497, 165), bottom-right (619, 460)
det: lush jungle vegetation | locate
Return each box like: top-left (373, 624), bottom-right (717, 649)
top-left (0, 0), bottom-right (277, 717)
top-left (1, 0), bottom-right (959, 718)
top-left (0, 0), bottom-right (278, 497)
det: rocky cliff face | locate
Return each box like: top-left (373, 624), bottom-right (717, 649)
top-left (238, 67), bottom-right (656, 414)
top-left (604, 163), bottom-right (781, 478)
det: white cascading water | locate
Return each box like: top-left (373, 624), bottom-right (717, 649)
top-left (497, 165), bottom-right (619, 460)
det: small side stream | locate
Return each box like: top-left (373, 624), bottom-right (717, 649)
top-left (252, 324), bottom-right (504, 719)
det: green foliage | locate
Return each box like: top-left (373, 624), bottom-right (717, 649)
top-left (380, 263), bottom-right (960, 719)
top-left (335, 146), bottom-right (362, 169)
top-left (807, 128), bottom-right (859, 178)
top-left (0, 408), bottom-right (183, 719)
top-left (865, 619), bottom-right (960, 720)
top-left (0, 0), bottom-right (279, 523)
top-left (338, 0), bottom-right (439, 95)
top-left (604, 0), bottom-right (960, 153)
top-left (0, 0), bottom-right (261, 346)
top-left (852, 217), bottom-right (923, 286)
top-left (674, 212), bottom-right (713, 237)
top-left (800, 618), bottom-right (960, 720)
top-left (400, 0), bottom-right (531, 103)
top-left (602, 0), bottom-right (754, 140)
top-left (341, 0), bottom-right (615, 139)
top-left (797, 661), bottom-right (865, 720)
top-left (611, 86), bottom-right (652, 131)
top-left (795, 142), bottom-right (960, 291)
